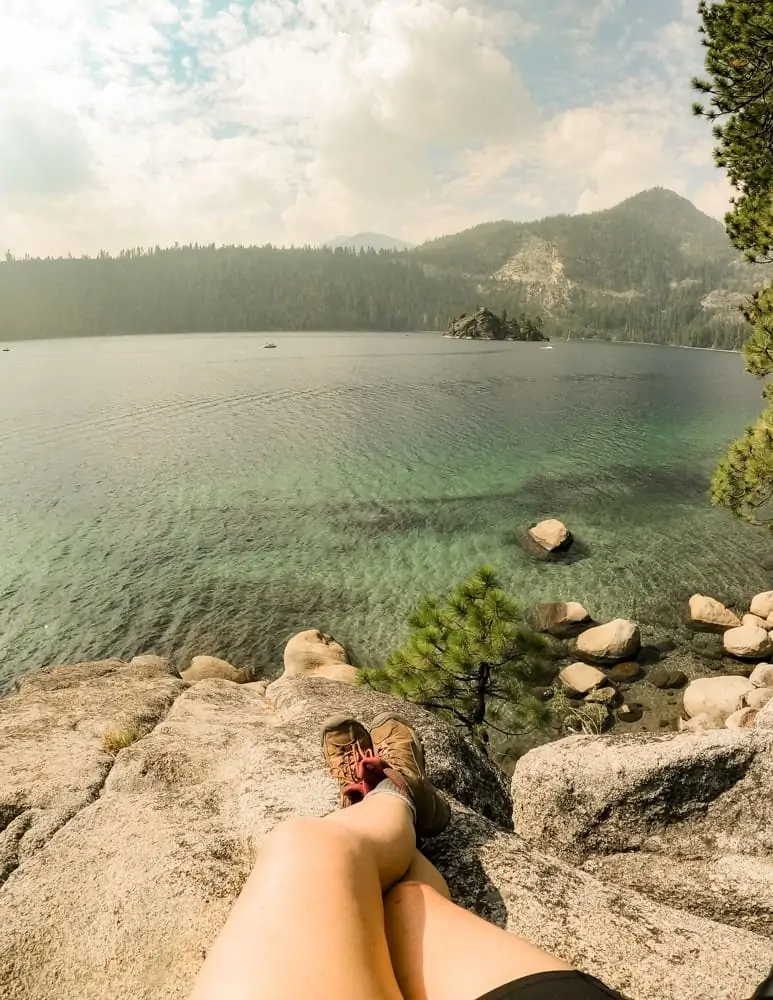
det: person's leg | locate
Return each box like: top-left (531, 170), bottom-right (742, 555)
top-left (189, 712), bottom-right (451, 1000)
top-left (189, 793), bottom-right (415, 1000)
top-left (384, 857), bottom-right (573, 1000)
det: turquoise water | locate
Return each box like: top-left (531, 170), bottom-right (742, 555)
top-left (0, 333), bottom-right (770, 691)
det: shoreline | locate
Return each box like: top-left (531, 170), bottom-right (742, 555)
top-left (436, 332), bottom-right (742, 353)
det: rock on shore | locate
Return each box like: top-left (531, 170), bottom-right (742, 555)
top-left (724, 625), bottom-right (773, 660)
top-left (1, 649), bottom-right (772, 1000)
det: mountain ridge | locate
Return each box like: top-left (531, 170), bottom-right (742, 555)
top-left (1, 188), bottom-right (768, 348)
top-left (323, 232), bottom-right (415, 252)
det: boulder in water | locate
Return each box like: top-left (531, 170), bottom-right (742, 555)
top-left (528, 519), bottom-right (573, 553)
top-left (576, 619), bottom-right (641, 664)
top-left (687, 595), bottom-right (741, 633)
top-left (559, 663), bottom-right (607, 695)
top-left (283, 630), bottom-right (358, 684)
top-left (181, 656), bottom-right (249, 684)
top-left (532, 601), bottom-right (591, 637)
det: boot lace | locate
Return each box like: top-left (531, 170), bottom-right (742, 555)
top-left (331, 740), bottom-right (386, 802)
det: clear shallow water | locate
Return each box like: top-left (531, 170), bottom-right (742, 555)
top-left (0, 333), bottom-right (770, 691)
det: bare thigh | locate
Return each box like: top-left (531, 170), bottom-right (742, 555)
top-left (190, 814), bottom-right (407, 1000)
top-left (384, 876), bottom-right (572, 1000)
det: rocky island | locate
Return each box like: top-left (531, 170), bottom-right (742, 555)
top-left (1, 627), bottom-right (772, 1000)
top-left (446, 306), bottom-right (548, 341)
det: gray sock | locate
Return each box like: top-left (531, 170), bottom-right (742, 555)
top-left (366, 777), bottom-right (417, 822)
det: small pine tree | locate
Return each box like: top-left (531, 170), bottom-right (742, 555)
top-left (360, 566), bottom-right (552, 739)
top-left (693, 1), bottom-right (773, 523)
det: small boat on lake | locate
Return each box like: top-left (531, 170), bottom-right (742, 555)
top-left (263, 342), bottom-right (277, 349)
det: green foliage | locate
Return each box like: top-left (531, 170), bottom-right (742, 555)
top-left (692, 0), bottom-right (773, 263)
top-left (711, 410), bottom-right (773, 524)
top-left (742, 287), bottom-right (773, 376)
top-left (693, 1), bottom-right (773, 524)
top-left (360, 566), bottom-right (552, 739)
top-left (549, 688), bottom-right (610, 736)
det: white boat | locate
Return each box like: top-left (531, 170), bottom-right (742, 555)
top-left (540, 345), bottom-right (553, 350)
top-left (263, 342), bottom-right (277, 349)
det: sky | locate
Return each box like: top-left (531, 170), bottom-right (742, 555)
top-left (0, 0), bottom-right (730, 256)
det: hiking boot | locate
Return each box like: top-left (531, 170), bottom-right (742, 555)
top-left (321, 715), bottom-right (386, 808)
top-left (369, 713), bottom-right (450, 838)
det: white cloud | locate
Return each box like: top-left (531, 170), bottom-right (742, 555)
top-left (0, 0), bottom-right (729, 255)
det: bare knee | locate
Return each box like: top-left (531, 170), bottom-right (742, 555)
top-left (262, 816), bottom-right (365, 864)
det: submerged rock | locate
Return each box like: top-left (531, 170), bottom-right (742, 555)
top-left (691, 634), bottom-right (725, 661)
top-left (607, 661), bottom-right (644, 682)
top-left (532, 601), bottom-right (591, 637)
top-left (648, 668), bottom-right (688, 690)
top-left (617, 703), bottom-right (644, 723)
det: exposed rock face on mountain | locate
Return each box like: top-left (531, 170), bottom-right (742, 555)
top-left (492, 236), bottom-right (572, 310)
top-left (1, 655), bottom-right (772, 1000)
top-left (446, 307), bottom-right (547, 341)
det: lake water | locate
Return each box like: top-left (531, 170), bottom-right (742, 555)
top-left (0, 333), bottom-right (770, 692)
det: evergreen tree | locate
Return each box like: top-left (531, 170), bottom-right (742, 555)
top-left (693, 0), bottom-right (773, 522)
top-left (360, 566), bottom-right (551, 740)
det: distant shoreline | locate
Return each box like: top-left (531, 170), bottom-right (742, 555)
top-left (436, 332), bottom-right (741, 354)
top-left (0, 330), bottom-right (743, 354)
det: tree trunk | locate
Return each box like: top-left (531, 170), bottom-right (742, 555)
top-left (473, 662), bottom-right (490, 726)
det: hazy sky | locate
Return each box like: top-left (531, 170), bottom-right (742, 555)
top-left (0, 0), bottom-right (728, 256)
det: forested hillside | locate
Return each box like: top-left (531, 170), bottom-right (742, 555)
top-left (1, 188), bottom-right (766, 346)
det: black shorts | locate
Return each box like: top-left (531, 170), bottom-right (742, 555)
top-left (478, 971), bottom-right (624, 1000)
